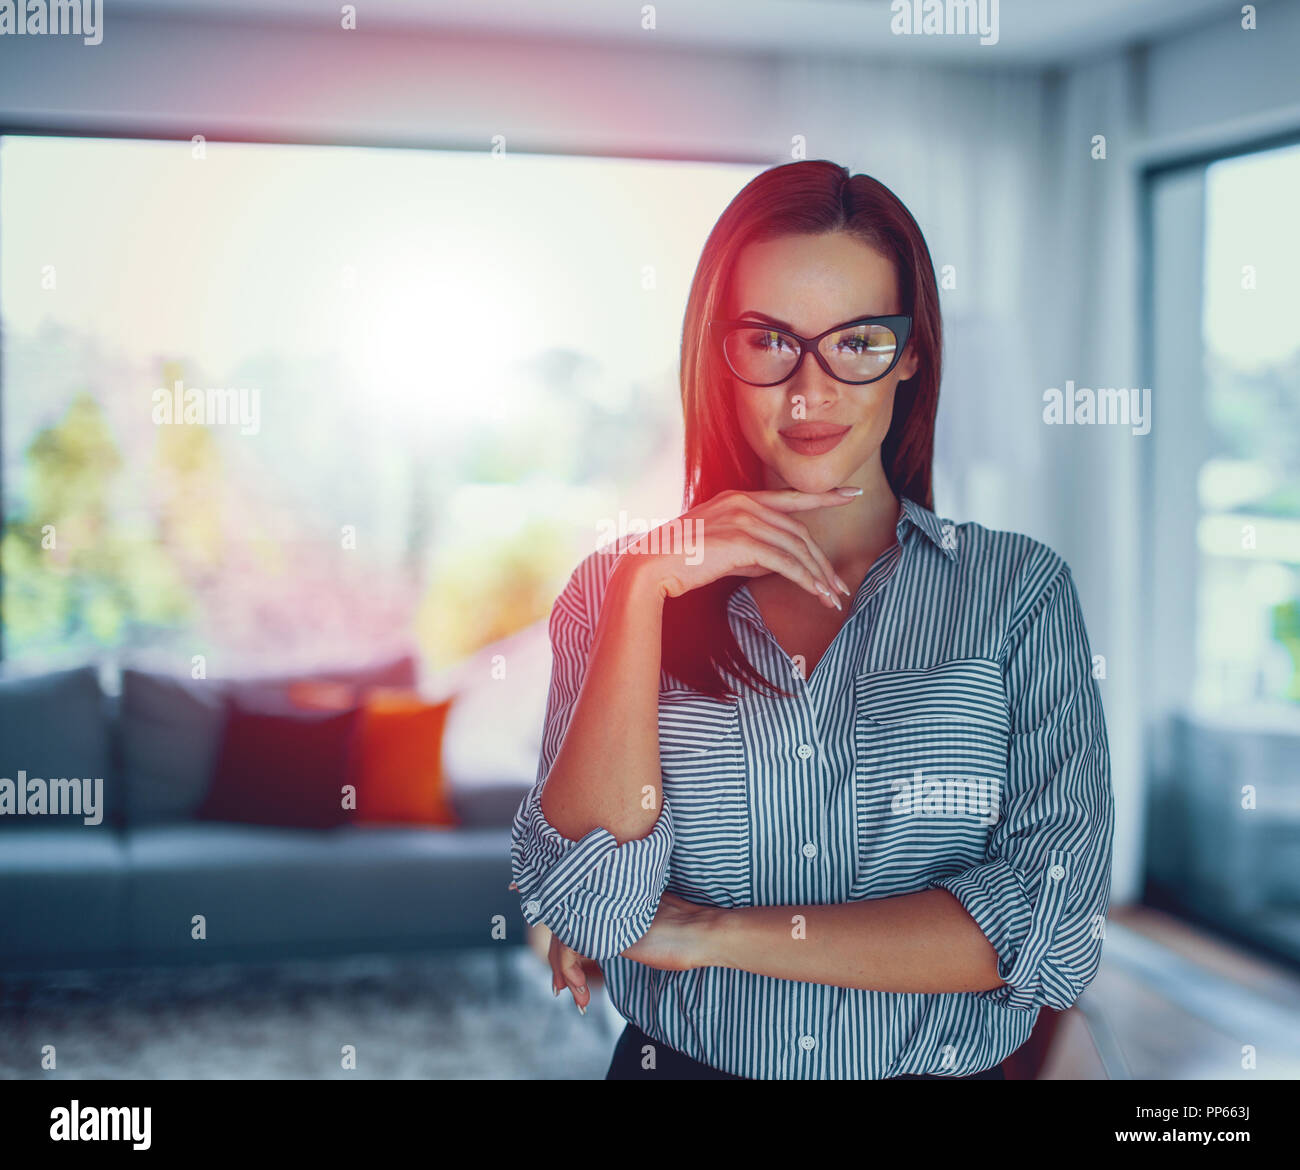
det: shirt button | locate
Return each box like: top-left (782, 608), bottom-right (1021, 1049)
top-left (802, 842), bottom-right (818, 859)
top-left (799, 1035), bottom-right (816, 1051)
top-left (525, 899), bottom-right (541, 916)
top-left (1048, 865), bottom-right (1066, 881)
top-left (796, 743), bottom-right (813, 759)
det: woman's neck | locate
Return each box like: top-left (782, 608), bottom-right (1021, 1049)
top-left (763, 457), bottom-right (901, 579)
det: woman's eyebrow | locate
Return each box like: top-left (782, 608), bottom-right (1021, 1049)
top-left (736, 309), bottom-right (797, 330)
top-left (736, 309), bottom-right (885, 332)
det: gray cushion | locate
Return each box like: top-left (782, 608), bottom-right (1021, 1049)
top-left (119, 669), bottom-right (227, 826)
top-left (120, 656), bottom-right (417, 825)
top-left (0, 666), bottom-right (117, 830)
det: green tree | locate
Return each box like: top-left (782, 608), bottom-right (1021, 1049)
top-left (2, 391), bottom-right (190, 655)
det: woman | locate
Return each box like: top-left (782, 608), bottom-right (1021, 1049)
top-left (509, 159), bottom-right (1114, 1080)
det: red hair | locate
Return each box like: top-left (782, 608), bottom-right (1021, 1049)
top-left (662, 159), bottom-right (943, 700)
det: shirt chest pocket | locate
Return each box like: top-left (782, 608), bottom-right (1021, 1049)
top-left (849, 657), bottom-right (1010, 899)
top-left (657, 689), bottom-right (750, 907)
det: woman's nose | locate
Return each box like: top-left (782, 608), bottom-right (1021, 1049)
top-left (788, 357), bottom-right (839, 408)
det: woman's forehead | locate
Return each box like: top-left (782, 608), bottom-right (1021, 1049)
top-left (726, 233), bottom-right (900, 325)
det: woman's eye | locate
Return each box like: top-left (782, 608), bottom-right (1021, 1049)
top-left (746, 331), bottom-right (793, 353)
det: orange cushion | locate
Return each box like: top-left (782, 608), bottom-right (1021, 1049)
top-left (352, 688), bottom-right (457, 826)
top-left (287, 681), bottom-right (457, 826)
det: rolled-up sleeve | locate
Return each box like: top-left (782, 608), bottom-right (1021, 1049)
top-left (930, 557), bottom-right (1115, 1012)
top-left (509, 558), bottom-right (674, 961)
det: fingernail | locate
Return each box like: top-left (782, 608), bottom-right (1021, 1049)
top-left (835, 486), bottom-right (863, 496)
top-left (835, 576), bottom-right (851, 596)
top-left (832, 595), bottom-right (842, 611)
top-left (816, 583), bottom-right (831, 597)
top-left (578, 1004), bottom-right (586, 1016)
top-left (553, 985), bottom-right (560, 997)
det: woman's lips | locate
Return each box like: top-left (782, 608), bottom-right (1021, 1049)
top-left (779, 424), bottom-right (850, 456)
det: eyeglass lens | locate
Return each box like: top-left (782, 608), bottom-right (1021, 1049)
top-left (723, 322), bottom-right (899, 384)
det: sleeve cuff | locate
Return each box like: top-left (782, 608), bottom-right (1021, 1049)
top-left (931, 848), bottom-right (1076, 1011)
top-left (510, 787), bottom-right (674, 961)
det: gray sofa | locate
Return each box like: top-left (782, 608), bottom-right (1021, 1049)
top-left (0, 636), bottom-right (546, 974)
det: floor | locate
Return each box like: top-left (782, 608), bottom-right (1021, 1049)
top-left (0, 947), bottom-right (622, 1079)
top-left (1060, 905), bottom-right (1300, 1079)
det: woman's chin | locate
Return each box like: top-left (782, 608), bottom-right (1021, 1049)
top-left (770, 460), bottom-right (849, 496)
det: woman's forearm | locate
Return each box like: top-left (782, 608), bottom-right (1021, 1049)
top-left (539, 555), bottom-right (669, 844)
top-left (704, 889), bottom-right (1006, 994)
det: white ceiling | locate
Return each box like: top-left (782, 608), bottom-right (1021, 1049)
top-left (113, 0), bottom-right (1247, 65)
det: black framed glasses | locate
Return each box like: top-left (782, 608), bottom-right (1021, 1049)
top-left (708, 314), bottom-right (913, 387)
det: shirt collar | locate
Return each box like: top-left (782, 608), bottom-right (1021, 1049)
top-left (897, 495), bottom-right (959, 562)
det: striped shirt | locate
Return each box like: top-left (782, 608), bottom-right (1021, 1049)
top-left (510, 495), bottom-right (1114, 1079)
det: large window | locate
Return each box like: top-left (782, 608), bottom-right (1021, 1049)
top-left (0, 136), bottom-right (761, 674)
top-left (1197, 144), bottom-right (1300, 708)
top-left (1145, 140), bottom-right (1300, 963)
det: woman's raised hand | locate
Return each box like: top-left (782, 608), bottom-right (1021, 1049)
top-left (622, 486), bottom-right (860, 609)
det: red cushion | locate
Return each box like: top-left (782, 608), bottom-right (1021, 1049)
top-left (198, 696), bottom-right (362, 829)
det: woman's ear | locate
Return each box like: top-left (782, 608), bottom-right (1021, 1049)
top-left (897, 344), bottom-right (920, 383)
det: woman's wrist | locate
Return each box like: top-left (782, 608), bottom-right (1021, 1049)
top-left (690, 904), bottom-right (735, 970)
top-left (609, 548), bottom-right (674, 607)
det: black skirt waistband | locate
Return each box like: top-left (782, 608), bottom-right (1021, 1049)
top-left (605, 1020), bottom-right (1006, 1080)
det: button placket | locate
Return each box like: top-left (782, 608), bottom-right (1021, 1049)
top-left (793, 728), bottom-right (826, 882)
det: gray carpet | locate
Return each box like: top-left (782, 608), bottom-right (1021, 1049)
top-left (0, 947), bottom-right (625, 1079)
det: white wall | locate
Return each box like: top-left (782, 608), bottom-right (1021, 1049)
top-left (1144, 0), bottom-right (1300, 138)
